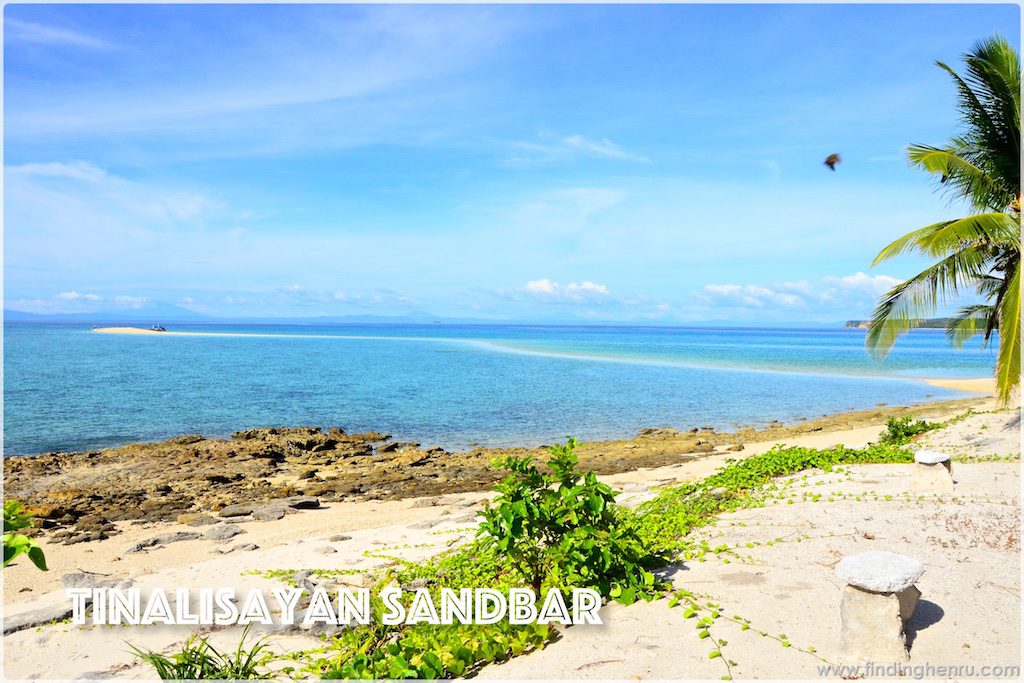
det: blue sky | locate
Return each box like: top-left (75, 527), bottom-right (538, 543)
top-left (4, 3), bottom-right (1019, 322)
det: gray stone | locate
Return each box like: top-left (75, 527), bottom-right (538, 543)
top-left (60, 572), bottom-right (134, 591)
top-left (914, 449), bottom-right (951, 464)
top-left (184, 515), bottom-right (221, 527)
top-left (213, 543), bottom-right (260, 555)
top-left (253, 506), bottom-right (286, 521)
top-left (281, 496), bottom-right (321, 509)
top-left (836, 551), bottom-right (924, 593)
top-left (3, 603), bottom-right (77, 635)
top-left (202, 524), bottom-right (245, 541)
top-left (409, 519), bottom-right (441, 530)
top-left (125, 531), bottom-right (201, 554)
top-left (313, 546), bottom-right (337, 555)
top-left (411, 497), bottom-right (440, 508)
top-left (328, 534), bottom-right (352, 542)
top-left (218, 504), bottom-right (255, 517)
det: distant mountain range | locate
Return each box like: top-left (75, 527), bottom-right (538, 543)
top-left (844, 318), bottom-right (952, 329)
top-left (4, 302), bottom-right (849, 328)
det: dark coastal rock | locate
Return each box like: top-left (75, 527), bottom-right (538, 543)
top-left (168, 435), bottom-right (206, 445)
top-left (126, 531), bottom-right (201, 553)
top-left (6, 399), bottom-right (984, 545)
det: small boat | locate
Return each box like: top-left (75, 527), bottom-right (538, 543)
top-left (150, 324), bottom-right (167, 332)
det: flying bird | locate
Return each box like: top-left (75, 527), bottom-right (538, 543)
top-left (824, 153), bottom-right (841, 171)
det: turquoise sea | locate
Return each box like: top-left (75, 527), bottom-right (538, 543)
top-left (2, 322), bottom-right (996, 456)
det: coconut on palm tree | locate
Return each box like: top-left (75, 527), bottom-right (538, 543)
top-left (867, 35), bottom-right (1020, 403)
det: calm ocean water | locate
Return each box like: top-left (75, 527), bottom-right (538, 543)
top-left (2, 322), bottom-right (996, 456)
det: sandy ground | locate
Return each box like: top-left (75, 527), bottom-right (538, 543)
top-left (925, 377), bottom-right (996, 394)
top-left (92, 327), bottom-right (167, 335)
top-left (2, 402), bottom-right (1018, 679)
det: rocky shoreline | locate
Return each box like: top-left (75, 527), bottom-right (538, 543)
top-left (3, 397), bottom-right (986, 545)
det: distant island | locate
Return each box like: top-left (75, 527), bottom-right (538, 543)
top-left (845, 318), bottom-right (952, 329)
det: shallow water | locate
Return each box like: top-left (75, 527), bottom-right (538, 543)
top-left (2, 322), bottom-right (995, 455)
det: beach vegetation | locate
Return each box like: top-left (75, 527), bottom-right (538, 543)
top-left (129, 626), bottom-right (271, 679)
top-left (878, 415), bottom-right (944, 445)
top-left (3, 500), bottom-right (47, 571)
top-left (477, 437), bottom-right (661, 602)
top-left (866, 35), bottom-right (1020, 403)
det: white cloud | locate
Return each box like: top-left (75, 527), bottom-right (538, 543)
top-left (6, 18), bottom-right (118, 50)
top-left (698, 272), bottom-right (901, 312)
top-left (12, 161), bottom-right (111, 182)
top-left (520, 278), bottom-right (611, 302)
top-left (8, 291), bottom-right (151, 314)
top-left (55, 290), bottom-right (101, 301)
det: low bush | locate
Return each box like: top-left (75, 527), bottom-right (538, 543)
top-left (878, 416), bottom-right (943, 445)
top-left (477, 437), bottom-right (662, 603)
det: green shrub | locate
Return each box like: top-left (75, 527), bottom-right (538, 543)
top-left (3, 500), bottom-right (47, 571)
top-left (130, 626), bottom-right (271, 679)
top-left (879, 416), bottom-right (943, 445)
top-left (477, 437), bottom-right (663, 603)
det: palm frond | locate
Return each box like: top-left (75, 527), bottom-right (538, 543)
top-left (945, 304), bottom-right (998, 348)
top-left (866, 247), bottom-right (990, 358)
top-left (871, 213), bottom-right (1017, 266)
top-left (907, 145), bottom-right (1011, 211)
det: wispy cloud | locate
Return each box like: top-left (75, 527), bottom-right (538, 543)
top-left (503, 132), bottom-right (648, 166)
top-left (6, 17), bottom-right (119, 50)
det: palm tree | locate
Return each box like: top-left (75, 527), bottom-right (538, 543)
top-left (867, 35), bottom-right (1020, 404)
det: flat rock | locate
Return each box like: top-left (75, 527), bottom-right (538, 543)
top-left (213, 543), bottom-right (260, 555)
top-left (837, 551), bottom-right (924, 593)
top-left (125, 531), bottom-right (201, 554)
top-left (60, 572), bottom-right (134, 591)
top-left (328, 534), bottom-right (352, 542)
top-left (3, 603), bottom-right (77, 635)
top-left (409, 519), bottom-right (441, 530)
top-left (253, 506), bottom-right (286, 521)
top-left (203, 524), bottom-right (245, 541)
top-left (281, 495), bottom-right (321, 509)
top-left (218, 503), bottom-right (256, 517)
top-left (181, 514), bottom-right (221, 527)
top-left (914, 449), bottom-right (951, 464)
